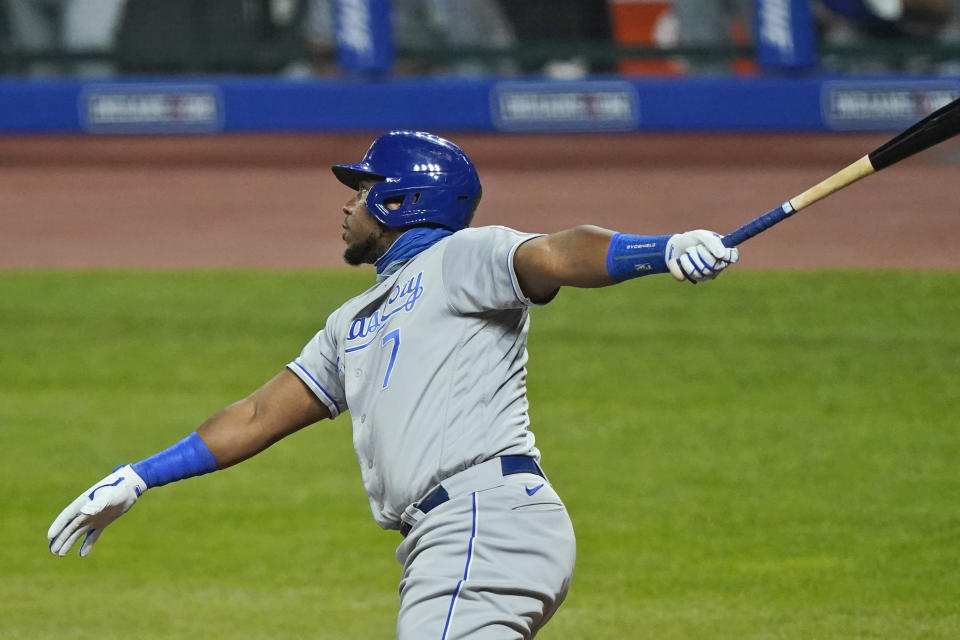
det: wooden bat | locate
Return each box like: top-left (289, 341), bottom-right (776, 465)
top-left (722, 96), bottom-right (960, 248)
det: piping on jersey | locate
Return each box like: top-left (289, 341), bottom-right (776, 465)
top-left (291, 360), bottom-right (341, 413)
top-left (506, 244), bottom-right (527, 304)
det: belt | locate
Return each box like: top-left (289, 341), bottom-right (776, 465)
top-left (400, 455), bottom-right (545, 537)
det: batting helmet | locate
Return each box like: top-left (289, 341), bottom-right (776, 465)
top-left (332, 131), bottom-right (482, 231)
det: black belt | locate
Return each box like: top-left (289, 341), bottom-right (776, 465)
top-left (400, 455), bottom-right (544, 537)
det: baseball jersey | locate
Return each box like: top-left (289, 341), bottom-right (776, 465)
top-left (287, 226), bottom-right (546, 529)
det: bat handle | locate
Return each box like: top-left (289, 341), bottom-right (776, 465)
top-left (721, 201), bottom-right (796, 248)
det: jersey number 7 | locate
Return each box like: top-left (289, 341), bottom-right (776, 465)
top-left (381, 329), bottom-right (401, 389)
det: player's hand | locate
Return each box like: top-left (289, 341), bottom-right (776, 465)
top-left (47, 465), bottom-right (147, 557)
top-left (665, 230), bottom-right (739, 283)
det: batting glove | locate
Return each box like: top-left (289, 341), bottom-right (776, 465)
top-left (47, 465), bottom-right (147, 557)
top-left (666, 230), bottom-right (740, 283)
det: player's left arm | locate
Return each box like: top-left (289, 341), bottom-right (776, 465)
top-left (47, 369), bottom-right (330, 557)
top-left (514, 224), bottom-right (739, 303)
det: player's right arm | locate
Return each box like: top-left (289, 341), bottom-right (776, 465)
top-left (514, 225), bottom-right (739, 303)
top-left (47, 369), bottom-right (329, 558)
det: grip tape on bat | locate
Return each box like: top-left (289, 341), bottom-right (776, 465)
top-left (722, 202), bottom-right (796, 248)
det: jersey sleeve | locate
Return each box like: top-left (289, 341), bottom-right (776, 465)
top-left (442, 226), bottom-right (544, 313)
top-left (286, 311), bottom-right (346, 418)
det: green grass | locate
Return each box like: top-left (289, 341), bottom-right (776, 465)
top-left (1, 270), bottom-right (958, 639)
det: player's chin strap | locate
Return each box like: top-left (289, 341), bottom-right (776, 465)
top-left (375, 227), bottom-right (454, 281)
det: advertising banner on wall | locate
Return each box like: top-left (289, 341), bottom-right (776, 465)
top-left (79, 84), bottom-right (224, 134)
top-left (823, 82), bottom-right (960, 130)
top-left (491, 82), bottom-right (641, 132)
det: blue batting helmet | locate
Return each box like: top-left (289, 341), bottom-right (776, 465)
top-left (332, 131), bottom-right (482, 231)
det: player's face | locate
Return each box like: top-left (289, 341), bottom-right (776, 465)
top-left (342, 180), bottom-right (391, 266)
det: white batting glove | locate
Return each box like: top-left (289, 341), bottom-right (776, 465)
top-left (666, 230), bottom-right (740, 283)
top-left (47, 465), bottom-right (147, 557)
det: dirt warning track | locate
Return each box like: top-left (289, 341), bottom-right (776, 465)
top-left (1, 133), bottom-right (957, 270)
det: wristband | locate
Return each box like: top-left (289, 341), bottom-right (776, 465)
top-left (131, 432), bottom-right (218, 488)
top-left (605, 233), bottom-right (672, 282)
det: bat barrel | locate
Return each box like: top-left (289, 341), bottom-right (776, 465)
top-left (868, 97), bottom-right (960, 170)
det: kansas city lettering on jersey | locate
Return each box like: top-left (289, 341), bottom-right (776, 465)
top-left (346, 272), bottom-right (424, 351)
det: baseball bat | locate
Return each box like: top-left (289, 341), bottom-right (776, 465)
top-left (722, 96), bottom-right (960, 248)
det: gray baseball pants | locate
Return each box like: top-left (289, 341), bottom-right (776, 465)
top-left (395, 458), bottom-right (577, 639)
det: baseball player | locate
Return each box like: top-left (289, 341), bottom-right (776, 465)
top-left (47, 131), bottom-right (739, 639)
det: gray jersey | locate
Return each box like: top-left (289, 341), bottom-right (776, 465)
top-left (288, 226), bottom-right (544, 529)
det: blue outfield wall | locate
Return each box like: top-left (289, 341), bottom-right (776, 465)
top-left (0, 74), bottom-right (958, 135)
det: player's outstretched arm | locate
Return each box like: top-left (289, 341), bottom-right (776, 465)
top-left (196, 369), bottom-right (331, 468)
top-left (47, 370), bottom-right (329, 557)
top-left (514, 225), bottom-right (739, 302)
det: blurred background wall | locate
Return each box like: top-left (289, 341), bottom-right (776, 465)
top-left (1, 0), bottom-right (958, 76)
